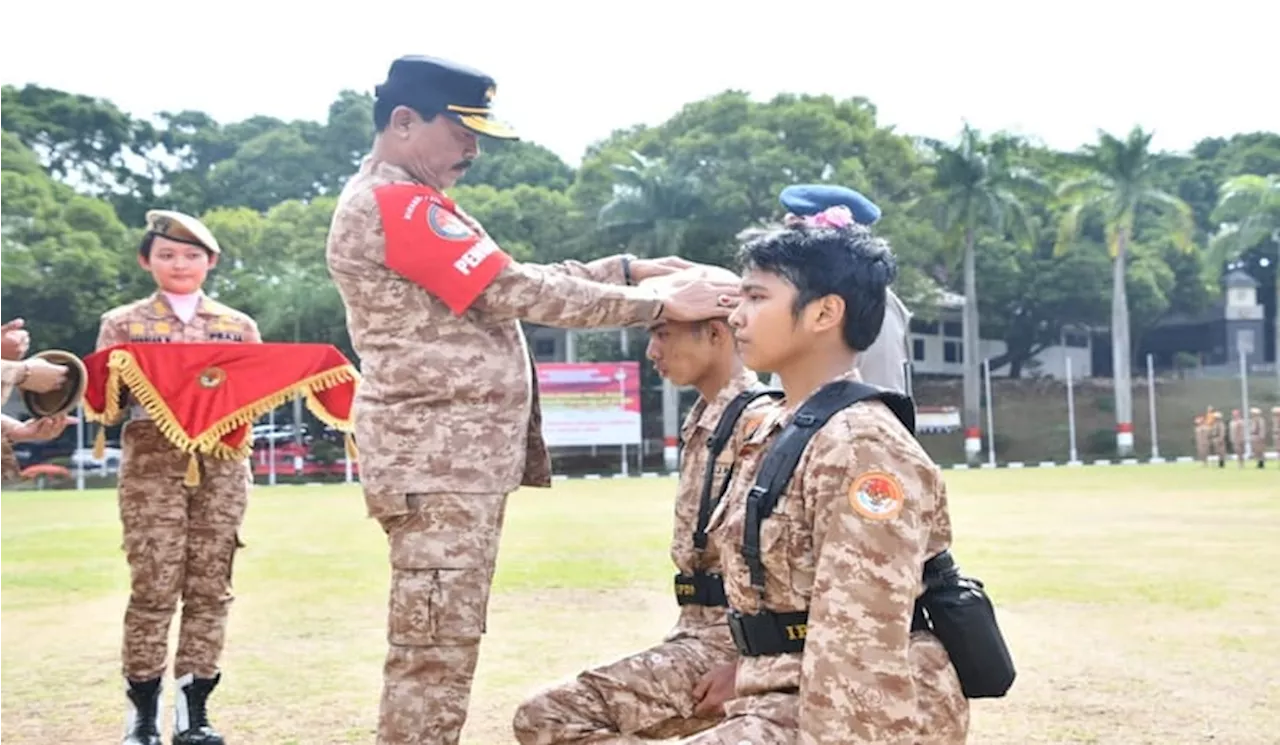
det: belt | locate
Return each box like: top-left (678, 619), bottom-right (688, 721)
top-left (674, 571), bottom-right (728, 607)
top-left (728, 604), bottom-right (930, 657)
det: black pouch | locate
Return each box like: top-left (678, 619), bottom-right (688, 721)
top-left (919, 552), bottom-right (1016, 699)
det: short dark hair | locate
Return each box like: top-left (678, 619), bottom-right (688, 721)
top-left (373, 98), bottom-right (441, 132)
top-left (736, 223), bottom-right (897, 352)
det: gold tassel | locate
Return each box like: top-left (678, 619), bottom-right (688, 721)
top-left (93, 428), bottom-right (106, 460)
top-left (184, 454), bottom-right (201, 487)
top-left (345, 433), bottom-right (359, 462)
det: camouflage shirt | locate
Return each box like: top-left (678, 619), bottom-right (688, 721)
top-left (326, 157), bottom-right (664, 517)
top-left (708, 371), bottom-right (968, 743)
top-left (95, 291), bottom-right (262, 419)
top-left (667, 369), bottom-right (770, 640)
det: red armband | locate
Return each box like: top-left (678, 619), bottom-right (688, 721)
top-left (373, 183), bottom-right (512, 315)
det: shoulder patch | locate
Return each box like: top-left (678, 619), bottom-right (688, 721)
top-left (374, 182), bottom-right (511, 315)
top-left (848, 470), bottom-right (905, 521)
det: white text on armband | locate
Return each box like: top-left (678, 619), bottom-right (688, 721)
top-left (453, 238), bottom-right (499, 276)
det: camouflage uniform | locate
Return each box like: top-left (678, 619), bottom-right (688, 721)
top-left (1249, 408), bottom-right (1266, 467)
top-left (1208, 413), bottom-right (1227, 466)
top-left (685, 370), bottom-right (968, 745)
top-left (96, 291), bottom-right (260, 738)
top-left (1229, 412), bottom-right (1246, 466)
top-left (326, 157), bottom-right (669, 745)
top-left (1193, 416), bottom-right (1208, 464)
top-left (513, 371), bottom-right (768, 744)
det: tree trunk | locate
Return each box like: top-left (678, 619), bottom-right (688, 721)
top-left (962, 225), bottom-right (983, 464)
top-left (1112, 231), bottom-right (1134, 456)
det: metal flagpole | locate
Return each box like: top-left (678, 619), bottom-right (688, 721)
top-left (1066, 357), bottom-right (1079, 464)
top-left (983, 358), bottom-right (996, 467)
top-left (1239, 348), bottom-right (1252, 461)
top-left (1147, 354), bottom-right (1160, 461)
top-left (75, 403), bottom-right (85, 491)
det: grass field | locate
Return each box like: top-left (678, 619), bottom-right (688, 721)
top-left (3, 465), bottom-right (1278, 744)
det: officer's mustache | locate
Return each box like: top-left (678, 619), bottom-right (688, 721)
top-left (453, 159), bottom-right (474, 171)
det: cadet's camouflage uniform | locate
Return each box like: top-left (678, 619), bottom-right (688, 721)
top-left (326, 157), bottom-right (668, 745)
top-left (686, 370), bottom-right (968, 745)
top-left (1229, 412), bottom-right (1247, 466)
top-left (513, 371), bottom-right (769, 744)
top-left (96, 292), bottom-right (260, 684)
top-left (1193, 416), bottom-right (1209, 464)
top-left (1249, 408), bottom-right (1266, 467)
top-left (1209, 413), bottom-right (1227, 466)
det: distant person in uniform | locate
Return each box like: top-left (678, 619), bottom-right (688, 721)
top-left (746, 184), bottom-right (911, 394)
top-left (324, 55), bottom-right (740, 745)
top-left (1272, 406), bottom-right (1280, 456)
top-left (1248, 407), bottom-right (1266, 468)
top-left (513, 265), bottom-right (769, 743)
top-left (1207, 408), bottom-right (1227, 467)
top-left (1193, 414), bottom-right (1208, 465)
top-left (1229, 408), bottom-right (1246, 467)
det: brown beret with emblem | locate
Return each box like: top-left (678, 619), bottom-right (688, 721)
top-left (20, 349), bottom-right (88, 418)
top-left (145, 209), bottom-right (221, 255)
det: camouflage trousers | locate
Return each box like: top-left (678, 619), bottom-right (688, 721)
top-left (119, 421), bottom-right (250, 681)
top-left (512, 631), bottom-right (739, 744)
top-left (676, 692), bottom-right (798, 745)
top-left (375, 492), bottom-right (509, 745)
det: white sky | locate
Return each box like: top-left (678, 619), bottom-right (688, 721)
top-left (2, 0), bottom-right (1276, 166)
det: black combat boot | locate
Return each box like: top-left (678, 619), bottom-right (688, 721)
top-left (172, 672), bottom-right (225, 745)
top-left (122, 677), bottom-right (163, 745)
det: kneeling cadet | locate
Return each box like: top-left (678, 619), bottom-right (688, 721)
top-left (513, 264), bottom-right (780, 743)
top-left (680, 206), bottom-right (1013, 744)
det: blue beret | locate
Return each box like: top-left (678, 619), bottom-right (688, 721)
top-left (779, 184), bottom-right (881, 225)
top-left (377, 55), bottom-right (518, 140)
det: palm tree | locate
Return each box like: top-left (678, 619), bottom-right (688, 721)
top-left (1055, 127), bottom-right (1195, 456)
top-left (1210, 173), bottom-right (1280, 388)
top-left (597, 150), bottom-right (706, 258)
top-left (922, 124), bottom-right (1042, 463)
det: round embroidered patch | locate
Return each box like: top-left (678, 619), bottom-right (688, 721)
top-left (848, 471), bottom-right (905, 521)
top-left (198, 367), bottom-right (226, 389)
top-left (426, 204), bottom-right (473, 241)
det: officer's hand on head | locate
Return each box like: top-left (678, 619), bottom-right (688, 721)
top-left (7, 414), bottom-right (71, 443)
top-left (1, 319), bottom-right (30, 361)
top-left (17, 358), bottom-right (68, 393)
top-left (656, 278), bottom-right (740, 323)
top-left (629, 256), bottom-right (697, 283)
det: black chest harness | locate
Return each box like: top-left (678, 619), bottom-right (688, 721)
top-left (679, 379), bottom-right (1016, 699)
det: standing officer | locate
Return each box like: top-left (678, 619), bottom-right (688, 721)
top-left (750, 184), bottom-right (912, 394)
top-left (1229, 409), bottom-right (1246, 467)
top-left (1193, 415), bottom-right (1209, 465)
top-left (1208, 408), bottom-right (1227, 467)
top-left (96, 210), bottom-right (261, 745)
top-left (325, 55), bottom-right (739, 745)
top-left (1248, 407), bottom-right (1266, 468)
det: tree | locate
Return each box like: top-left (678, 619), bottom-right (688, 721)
top-left (920, 125), bottom-right (1042, 459)
top-left (1055, 127), bottom-right (1196, 456)
top-left (597, 150), bottom-right (708, 260)
top-left (1210, 173), bottom-right (1280, 386)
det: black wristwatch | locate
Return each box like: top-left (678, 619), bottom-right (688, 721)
top-left (621, 254), bottom-right (637, 286)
